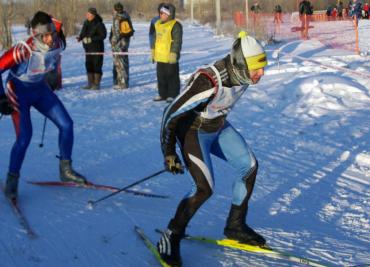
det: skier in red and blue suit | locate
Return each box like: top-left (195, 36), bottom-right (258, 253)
top-left (0, 11), bottom-right (87, 201)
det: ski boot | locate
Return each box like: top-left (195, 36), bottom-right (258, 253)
top-left (157, 221), bottom-right (184, 267)
top-left (224, 204), bottom-right (266, 246)
top-left (59, 160), bottom-right (87, 184)
top-left (4, 172), bottom-right (19, 200)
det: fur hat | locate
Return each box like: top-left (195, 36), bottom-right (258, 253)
top-left (88, 7), bottom-right (98, 16)
top-left (114, 2), bottom-right (124, 13)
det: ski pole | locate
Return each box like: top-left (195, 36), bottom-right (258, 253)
top-left (39, 117), bottom-right (47, 148)
top-left (86, 169), bottom-right (166, 209)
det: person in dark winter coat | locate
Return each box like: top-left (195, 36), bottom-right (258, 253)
top-left (151, 3), bottom-right (183, 103)
top-left (77, 7), bottom-right (107, 90)
top-left (156, 31), bottom-right (267, 266)
top-left (109, 2), bottom-right (134, 90)
top-left (0, 11), bottom-right (87, 201)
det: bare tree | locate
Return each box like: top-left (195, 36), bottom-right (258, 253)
top-left (0, 0), bottom-right (14, 49)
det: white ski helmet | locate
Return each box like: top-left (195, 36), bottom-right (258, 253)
top-left (230, 31), bottom-right (267, 84)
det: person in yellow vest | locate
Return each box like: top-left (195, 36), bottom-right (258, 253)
top-left (151, 3), bottom-right (183, 103)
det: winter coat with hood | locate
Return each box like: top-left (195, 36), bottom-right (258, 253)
top-left (151, 4), bottom-right (183, 61)
top-left (109, 10), bottom-right (134, 48)
top-left (79, 14), bottom-right (107, 52)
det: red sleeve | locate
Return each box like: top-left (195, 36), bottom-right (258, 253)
top-left (0, 40), bottom-right (31, 73)
top-left (52, 17), bottom-right (63, 34)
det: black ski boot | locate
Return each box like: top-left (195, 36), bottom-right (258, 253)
top-left (224, 204), bottom-right (266, 246)
top-left (157, 221), bottom-right (184, 267)
top-left (59, 160), bottom-right (87, 184)
top-left (4, 172), bottom-right (20, 200)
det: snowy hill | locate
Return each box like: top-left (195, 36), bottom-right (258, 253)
top-left (0, 21), bottom-right (369, 267)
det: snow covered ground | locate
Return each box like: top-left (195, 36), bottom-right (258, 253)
top-left (0, 20), bottom-right (369, 267)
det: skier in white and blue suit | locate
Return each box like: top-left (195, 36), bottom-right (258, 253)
top-left (157, 32), bottom-right (268, 266)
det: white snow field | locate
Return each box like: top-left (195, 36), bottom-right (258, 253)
top-left (0, 19), bottom-right (369, 267)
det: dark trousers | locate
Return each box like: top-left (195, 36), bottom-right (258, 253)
top-left (156, 62), bottom-right (180, 99)
top-left (85, 54), bottom-right (104, 75)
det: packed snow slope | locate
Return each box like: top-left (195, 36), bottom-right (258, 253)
top-left (0, 21), bottom-right (369, 267)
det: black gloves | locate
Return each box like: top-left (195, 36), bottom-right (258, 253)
top-left (165, 154), bottom-right (184, 174)
top-left (0, 94), bottom-right (13, 115)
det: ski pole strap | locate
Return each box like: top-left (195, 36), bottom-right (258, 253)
top-left (88, 169), bottom-right (166, 206)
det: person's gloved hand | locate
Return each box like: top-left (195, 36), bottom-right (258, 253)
top-left (168, 52), bottom-right (177, 64)
top-left (76, 36), bottom-right (81, 42)
top-left (82, 37), bottom-right (92, 44)
top-left (165, 154), bottom-right (184, 174)
top-left (0, 94), bottom-right (13, 115)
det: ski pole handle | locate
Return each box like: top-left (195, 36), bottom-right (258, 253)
top-left (87, 169), bottom-right (166, 208)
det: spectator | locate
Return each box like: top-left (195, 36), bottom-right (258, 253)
top-left (251, 1), bottom-right (261, 14)
top-left (151, 3), bottom-right (182, 103)
top-left (352, 0), bottom-right (362, 24)
top-left (109, 2), bottom-right (134, 90)
top-left (362, 3), bottom-right (369, 19)
top-left (77, 7), bottom-right (107, 90)
top-left (299, 0), bottom-right (313, 39)
top-left (337, 1), bottom-right (344, 19)
top-left (273, 4), bottom-right (283, 24)
top-left (251, 1), bottom-right (261, 26)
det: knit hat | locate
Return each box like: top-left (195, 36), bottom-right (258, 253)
top-left (238, 31), bottom-right (267, 71)
top-left (160, 5), bottom-right (171, 16)
top-left (114, 2), bottom-right (124, 13)
top-left (88, 7), bottom-right (98, 16)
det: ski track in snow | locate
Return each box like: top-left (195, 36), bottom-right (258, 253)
top-left (0, 21), bottom-right (369, 266)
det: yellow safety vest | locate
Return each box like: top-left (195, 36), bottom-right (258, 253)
top-left (154, 19), bottom-right (177, 63)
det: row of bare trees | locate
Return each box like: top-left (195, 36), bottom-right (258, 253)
top-left (0, 0), bottom-right (352, 49)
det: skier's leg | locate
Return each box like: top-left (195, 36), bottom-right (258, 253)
top-left (6, 80), bottom-right (33, 198)
top-left (34, 85), bottom-right (86, 183)
top-left (158, 128), bottom-right (216, 266)
top-left (211, 122), bottom-right (265, 245)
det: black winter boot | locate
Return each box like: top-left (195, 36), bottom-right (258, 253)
top-left (224, 204), bottom-right (266, 246)
top-left (157, 220), bottom-right (184, 267)
top-left (4, 172), bottom-right (20, 200)
top-left (82, 73), bottom-right (94, 89)
top-left (59, 160), bottom-right (87, 184)
top-left (92, 73), bottom-right (102, 90)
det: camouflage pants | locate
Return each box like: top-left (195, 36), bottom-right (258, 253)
top-left (112, 38), bottom-right (130, 88)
